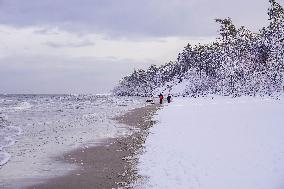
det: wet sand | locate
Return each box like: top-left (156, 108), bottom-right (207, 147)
top-left (28, 104), bottom-right (160, 189)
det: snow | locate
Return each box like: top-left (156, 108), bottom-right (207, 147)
top-left (137, 96), bottom-right (284, 189)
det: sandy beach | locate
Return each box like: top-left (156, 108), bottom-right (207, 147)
top-left (27, 104), bottom-right (160, 189)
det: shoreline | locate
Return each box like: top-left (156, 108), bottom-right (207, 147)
top-left (27, 104), bottom-right (160, 189)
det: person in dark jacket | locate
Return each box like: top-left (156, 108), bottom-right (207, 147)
top-left (167, 94), bottom-right (172, 103)
top-left (159, 93), bottom-right (164, 104)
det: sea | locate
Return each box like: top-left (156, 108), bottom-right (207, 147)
top-left (0, 94), bottom-right (146, 188)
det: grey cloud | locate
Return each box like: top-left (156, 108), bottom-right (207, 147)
top-left (0, 55), bottom-right (157, 94)
top-left (44, 40), bottom-right (95, 48)
top-left (33, 28), bottom-right (61, 35)
top-left (0, 0), bottom-right (275, 38)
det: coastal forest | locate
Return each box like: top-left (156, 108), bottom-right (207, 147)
top-left (113, 0), bottom-right (284, 97)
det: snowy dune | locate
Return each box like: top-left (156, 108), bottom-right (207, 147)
top-left (137, 96), bottom-right (284, 189)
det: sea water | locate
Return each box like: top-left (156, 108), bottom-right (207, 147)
top-left (0, 94), bottom-right (145, 188)
top-left (0, 98), bottom-right (24, 167)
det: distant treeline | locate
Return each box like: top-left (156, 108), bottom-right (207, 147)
top-left (114, 0), bottom-right (284, 97)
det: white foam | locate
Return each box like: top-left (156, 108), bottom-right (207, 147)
top-left (0, 137), bottom-right (15, 151)
top-left (0, 152), bottom-right (11, 166)
top-left (5, 126), bottom-right (23, 136)
top-left (14, 102), bottom-right (33, 110)
top-left (0, 114), bottom-right (9, 121)
top-left (0, 125), bottom-right (22, 169)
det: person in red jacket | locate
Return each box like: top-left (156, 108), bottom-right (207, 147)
top-left (159, 93), bottom-right (164, 104)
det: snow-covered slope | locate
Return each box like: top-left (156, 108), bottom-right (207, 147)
top-left (137, 96), bottom-right (284, 189)
top-left (114, 1), bottom-right (284, 97)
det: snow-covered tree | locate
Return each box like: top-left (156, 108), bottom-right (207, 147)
top-left (113, 0), bottom-right (284, 97)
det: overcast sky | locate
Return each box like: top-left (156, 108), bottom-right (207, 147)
top-left (0, 0), bottom-right (281, 94)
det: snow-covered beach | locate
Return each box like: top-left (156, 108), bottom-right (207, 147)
top-left (0, 0), bottom-right (284, 188)
top-left (1, 94), bottom-right (284, 189)
top-left (137, 96), bottom-right (284, 189)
